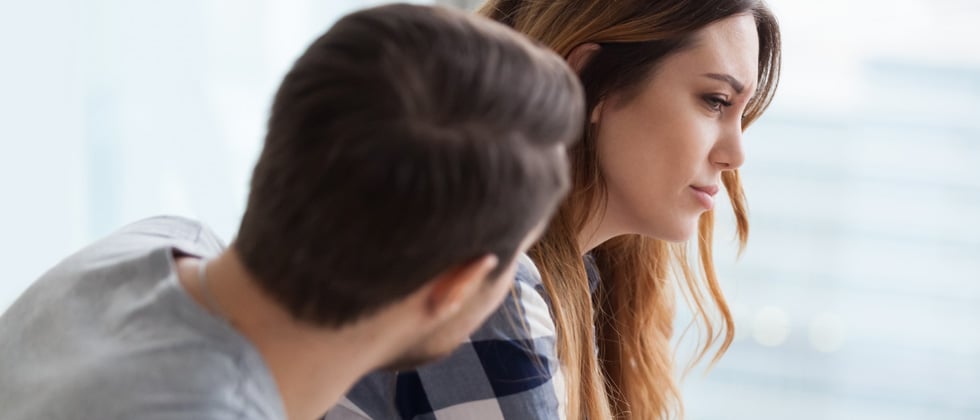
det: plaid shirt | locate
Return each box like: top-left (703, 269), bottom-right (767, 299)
top-left (323, 254), bottom-right (566, 420)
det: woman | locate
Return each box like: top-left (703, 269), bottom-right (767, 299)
top-left (328, 1), bottom-right (781, 419)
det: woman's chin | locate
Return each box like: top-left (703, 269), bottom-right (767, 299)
top-left (660, 231), bottom-right (696, 243)
top-left (640, 220), bottom-right (699, 243)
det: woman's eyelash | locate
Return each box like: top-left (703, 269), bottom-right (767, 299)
top-left (704, 95), bottom-right (733, 112)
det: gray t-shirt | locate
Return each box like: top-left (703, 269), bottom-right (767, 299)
top-left (0, 216), bottom-right (285, 420)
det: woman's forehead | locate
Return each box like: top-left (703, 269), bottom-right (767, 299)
top-left (663, 15), bottom-right (761, 89)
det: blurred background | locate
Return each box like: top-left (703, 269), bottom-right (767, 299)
top-left (1, 0), bottom-right (977, 419)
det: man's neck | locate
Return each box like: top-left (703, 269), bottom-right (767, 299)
top-left (176, 251), bottom-right (393, 420)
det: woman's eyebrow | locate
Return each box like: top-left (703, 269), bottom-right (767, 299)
top-left (702, 73), bottom-right (745, 94)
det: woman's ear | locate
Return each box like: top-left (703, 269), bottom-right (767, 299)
top-left (590, 100), bottom-right (605, 124)
top-left (566, 42), bottom-right (601, 75)
top-left (566, 43), bottom-right (604, 123)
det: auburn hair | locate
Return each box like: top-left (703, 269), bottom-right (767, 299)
top-left (477, 0), bottom-right (781, 418)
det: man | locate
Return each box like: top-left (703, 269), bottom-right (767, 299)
top-left (0, 4), bottom-right (583, 419)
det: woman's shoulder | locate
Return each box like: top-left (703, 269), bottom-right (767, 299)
top-left (332, 253), bottom-right (564, 420)
top-left (469, 253), bottom-right (554, 343)
top-left (514, 252), bottom-right (545, 289)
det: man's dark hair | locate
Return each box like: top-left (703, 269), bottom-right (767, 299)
top-left (234, 3), bottom-right (584, 327)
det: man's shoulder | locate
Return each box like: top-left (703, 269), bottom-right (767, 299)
top-left (50, 215), bottom-right (224, 276)
top-left (115, 215), bottom-right (225, 253)
top-left (0, 343), bottom-right (277, 420)
top-left (0, 216), bottom-right (274, 419)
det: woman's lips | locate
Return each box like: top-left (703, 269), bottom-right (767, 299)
top-left (690, 185), bottom-right (719, 209)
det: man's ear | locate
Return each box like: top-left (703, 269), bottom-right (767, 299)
top-left (566, 43), bottom-right (605, 124)
top-left (423, 255), bottom-right (499, 320)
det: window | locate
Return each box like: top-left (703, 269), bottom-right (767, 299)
top-left (681, 1), bottom-right (980, 419)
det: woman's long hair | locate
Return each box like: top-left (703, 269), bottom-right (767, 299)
top-left (477, 1), bottom-right (781, 418)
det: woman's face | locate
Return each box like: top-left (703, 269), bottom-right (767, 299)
top-left (593, 14), bottom-right (760, 243)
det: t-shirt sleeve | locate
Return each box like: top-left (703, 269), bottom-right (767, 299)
top-left (329, 254), bottom-right (565, 420)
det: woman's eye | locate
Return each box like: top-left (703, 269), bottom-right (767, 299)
top-left (704, 95), bottom-right (733, 112)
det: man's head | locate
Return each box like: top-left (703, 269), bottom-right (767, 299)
top-left (234, 4), bottom-right (583, 363)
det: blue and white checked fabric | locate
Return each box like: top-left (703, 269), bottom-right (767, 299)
top-left (323, 254), bottom-right (566, 420)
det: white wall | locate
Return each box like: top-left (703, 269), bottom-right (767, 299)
top-left (0, 0), bottom-right (428, 309)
